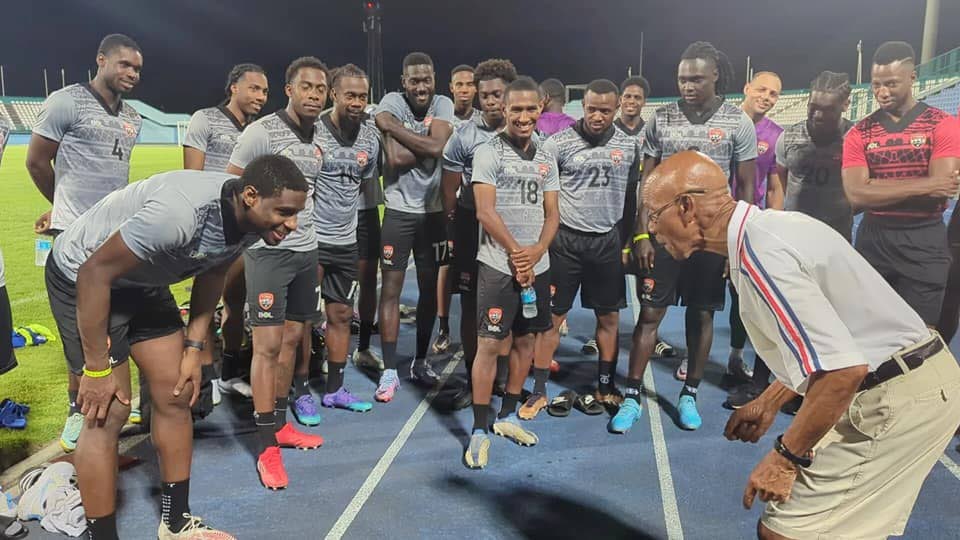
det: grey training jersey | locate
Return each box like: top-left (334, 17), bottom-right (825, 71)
top-left (313, 113), bottom-right (381, 245)
top-left (375, 92), bottom-right (454, 213)
top-left (777, 119), bottom-right (855, 237)
top-left (0, 115), bottom-right (9, 287)
top-left (442, 114), bottom-right (499, 210)
top-left (33, 83), bottom-right (142, 231)
top-left (452, 108), bottom-right (482, 129)
top-left (359, 113), bottom-right (384, 210)
top-left (52, 170), bottom-right (259, 288)
top-left (545, 123), bottom-right (641, 233)
top-left (642, 99), bottom-right (757, 178)
top-left (472, 134), bottom-right (560, 276)
top-left (183, 105), bottom-right (247, 172)
top-left (229, 111), bottom-right (319, 252)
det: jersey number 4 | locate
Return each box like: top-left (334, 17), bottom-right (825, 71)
top-left (112, 138), bottom-right (124, 161)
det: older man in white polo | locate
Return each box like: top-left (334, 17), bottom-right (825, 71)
top-left (641, 150), bottom-right (960, 540)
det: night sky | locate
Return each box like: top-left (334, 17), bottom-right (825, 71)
top-left (4, 0), bottom-right (960, 113)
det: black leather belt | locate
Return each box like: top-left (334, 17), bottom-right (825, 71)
top-left (858, 335), bottom-right (943, 392)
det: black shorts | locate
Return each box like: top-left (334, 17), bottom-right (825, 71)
top-left (244, 248), bottom-right (319, 326)
top-left (357, 208), bottom-right (381, 261)
top-left (317, 242), bottom-right (359, 306)
top-left (476, 263), bottom-right (552, 340)
top-left (638, 239), bottom-right (726, 311)
top-left (549, 225), bottom-right (626, 315)
top-left (948, 207), bottom-right (960, 247)
top-left (451, 204), bottom-right (479, 294)
top-left (45, 256), bottom-right (183, 376)
top-left (0, 286), bottom-right (17, 375)
top-left (380, 209), bottom-right (449, 271)
top-left (855, 215), bottom-right (951, 325)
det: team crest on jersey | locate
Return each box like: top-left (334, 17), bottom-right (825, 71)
top-left (708, 128), bottom-right (724, 143)
top-left (123, 122), bottom-right (136, 137)
top-left (314, 146), bottom-right (324, 162)
top-left (356, 151), bottom-right (369, 167)
top-left (757, 141), bottom-right (769, 155)
top-left (910, 136), bottom-right (926, 148)
top-left (487, 307), bottom-right (503, 325)
top-left (424, 116), bottom-right (434, 128)
top-left (382, 244), bottom-right (394, 260)
top-left (538, 163), bottom-right (550, 178)
top-left (610, 149), bottom-right (624, 165)
top-left (258, 293), bottom-right (274, 311)
top-left (867, 141), bottom-right (880, 150)
top-left (550, 285), bottom-right (557, 298)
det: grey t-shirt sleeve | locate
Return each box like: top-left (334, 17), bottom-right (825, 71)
top-left (471, 144), bottom-right (499, 186)
top-left (775, 131), bottom-right (787, 168)
top-left (374, 92), bottom-right (407, 120)
top-left (118, 193), bottom-right (196, 262)
top-left (640, 115), bottom-right (661, 158)
top-left (541, 137), bottom-right (561, 170)
top-left (182, 110), bottom-right (211, 151)
top-left (363, 137), bottom-right (381, 180)
top-left (228, 122), bottom-right (271, 170)
top-left (432, 96), bottom-right (455, 124)
top-left (33, 90), bottom-right (77, 142)
top-left (543, 155), bottom-right (561, 192)
top-left (442, 131), bottom-right (465, 172)
top-left (733, 112), bottom-right (759, 162)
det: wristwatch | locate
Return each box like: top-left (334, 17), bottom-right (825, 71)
top-left (774, 434), bottom-right (812, 468)
top-left (184, 339), bottom-right (205, 352)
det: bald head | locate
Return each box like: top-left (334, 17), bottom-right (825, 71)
top-left (643, 151), bottom-right (729, 211)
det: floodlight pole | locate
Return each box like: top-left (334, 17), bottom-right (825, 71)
top-left (363, 0), bottom-right (384, 102)
top-left (921, 0), bottom-right (940, 63)
top-left (856, 40), bottom-right (863, 85)
top-left (43, 68), bottom-right (49, 96)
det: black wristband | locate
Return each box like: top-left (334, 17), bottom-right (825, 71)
top-left (774, 434), bottom-right (812, 468)
top-left (184, 339), bottom-right (205, 351)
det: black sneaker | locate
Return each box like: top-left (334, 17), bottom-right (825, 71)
top-left (451, 386), bottom-right (472, 410)
top-left (723, 384), bottom-right (766, 409)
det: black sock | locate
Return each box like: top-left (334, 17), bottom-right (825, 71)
top-left (439, 316), bottom-right (450, 335)
top-left (254, 411), bottom-right (277, 454)
top-left (533, 368), bottom-right (549, 395)
top-left (221, 350), bottom-right (238, 381)
top-left (68, 390), bottom-right (80, 415)
top-left (752, 356), bottom-right (771, 388)
top-left (358, 321), bottom-right (375, 351)
top-left (680, 377), bottom-right (701, 400)
top-left (498, 393), bottom-right (521, 419)
top-left (86, 513), bottom-right (118, 540)
top-left (598, 360), bottom-right (616, 394)
top-left (275, 397), bottom-right (288, 429)
top-left (624, 377), bottom-right (643, 403)
top-left (293, 374), bottom-right (310, 397)
top-left (494, 355), bottom-right (509, 388)
top-left (472, 403), bottom-right (489, 432)
top-left (160, 478), bottom-right (190, 532)
top-left (325, 361), bottom-right (346, 394)
top-left (382, 342), bottom-right (398, 370)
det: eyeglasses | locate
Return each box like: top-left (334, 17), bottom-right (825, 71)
top-left (647, 188), bottom-right (710, 226)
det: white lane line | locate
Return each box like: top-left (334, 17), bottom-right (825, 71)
top-left (940, 453), bottom-right (960, 482)
top-left (628, 276), bottom-right (685, 540)
top-left (325, 353), bottom-right (461, 540)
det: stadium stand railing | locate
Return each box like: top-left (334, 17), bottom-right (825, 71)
top-left (564, 45), bottom-right (960, 127)
top-left (0, 95), bottom-right (189, 144)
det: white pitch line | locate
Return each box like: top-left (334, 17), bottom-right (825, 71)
top-left (325, 353), bottom-right (461, 540)
top-left (10, 291), bottom-right (48, 308)
top-left (628, 276), bottom-right (685, 540)
top-left (940, 453), bottom-right (960, 482)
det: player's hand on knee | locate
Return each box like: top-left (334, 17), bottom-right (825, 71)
top-left (174, 349), bottom-right (203, 407)
top-left (79, 372), bottom-right (126, 426)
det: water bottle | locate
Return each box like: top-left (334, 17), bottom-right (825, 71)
top-left (35, 238), bottom-right (52, 267)
top-left (520, 286), bottom-right (538, 319)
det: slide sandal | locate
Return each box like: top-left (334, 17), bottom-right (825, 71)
top-left (574, 393), bottom-right (605, 416)
top-left (547, 390), bottom-right (577, 417)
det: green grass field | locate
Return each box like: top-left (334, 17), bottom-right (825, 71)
top-left (0, 144), bottom-right (184, 470)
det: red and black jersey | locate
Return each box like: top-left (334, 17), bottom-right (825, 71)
top-left (842, 102), bottom-right (960, 218)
